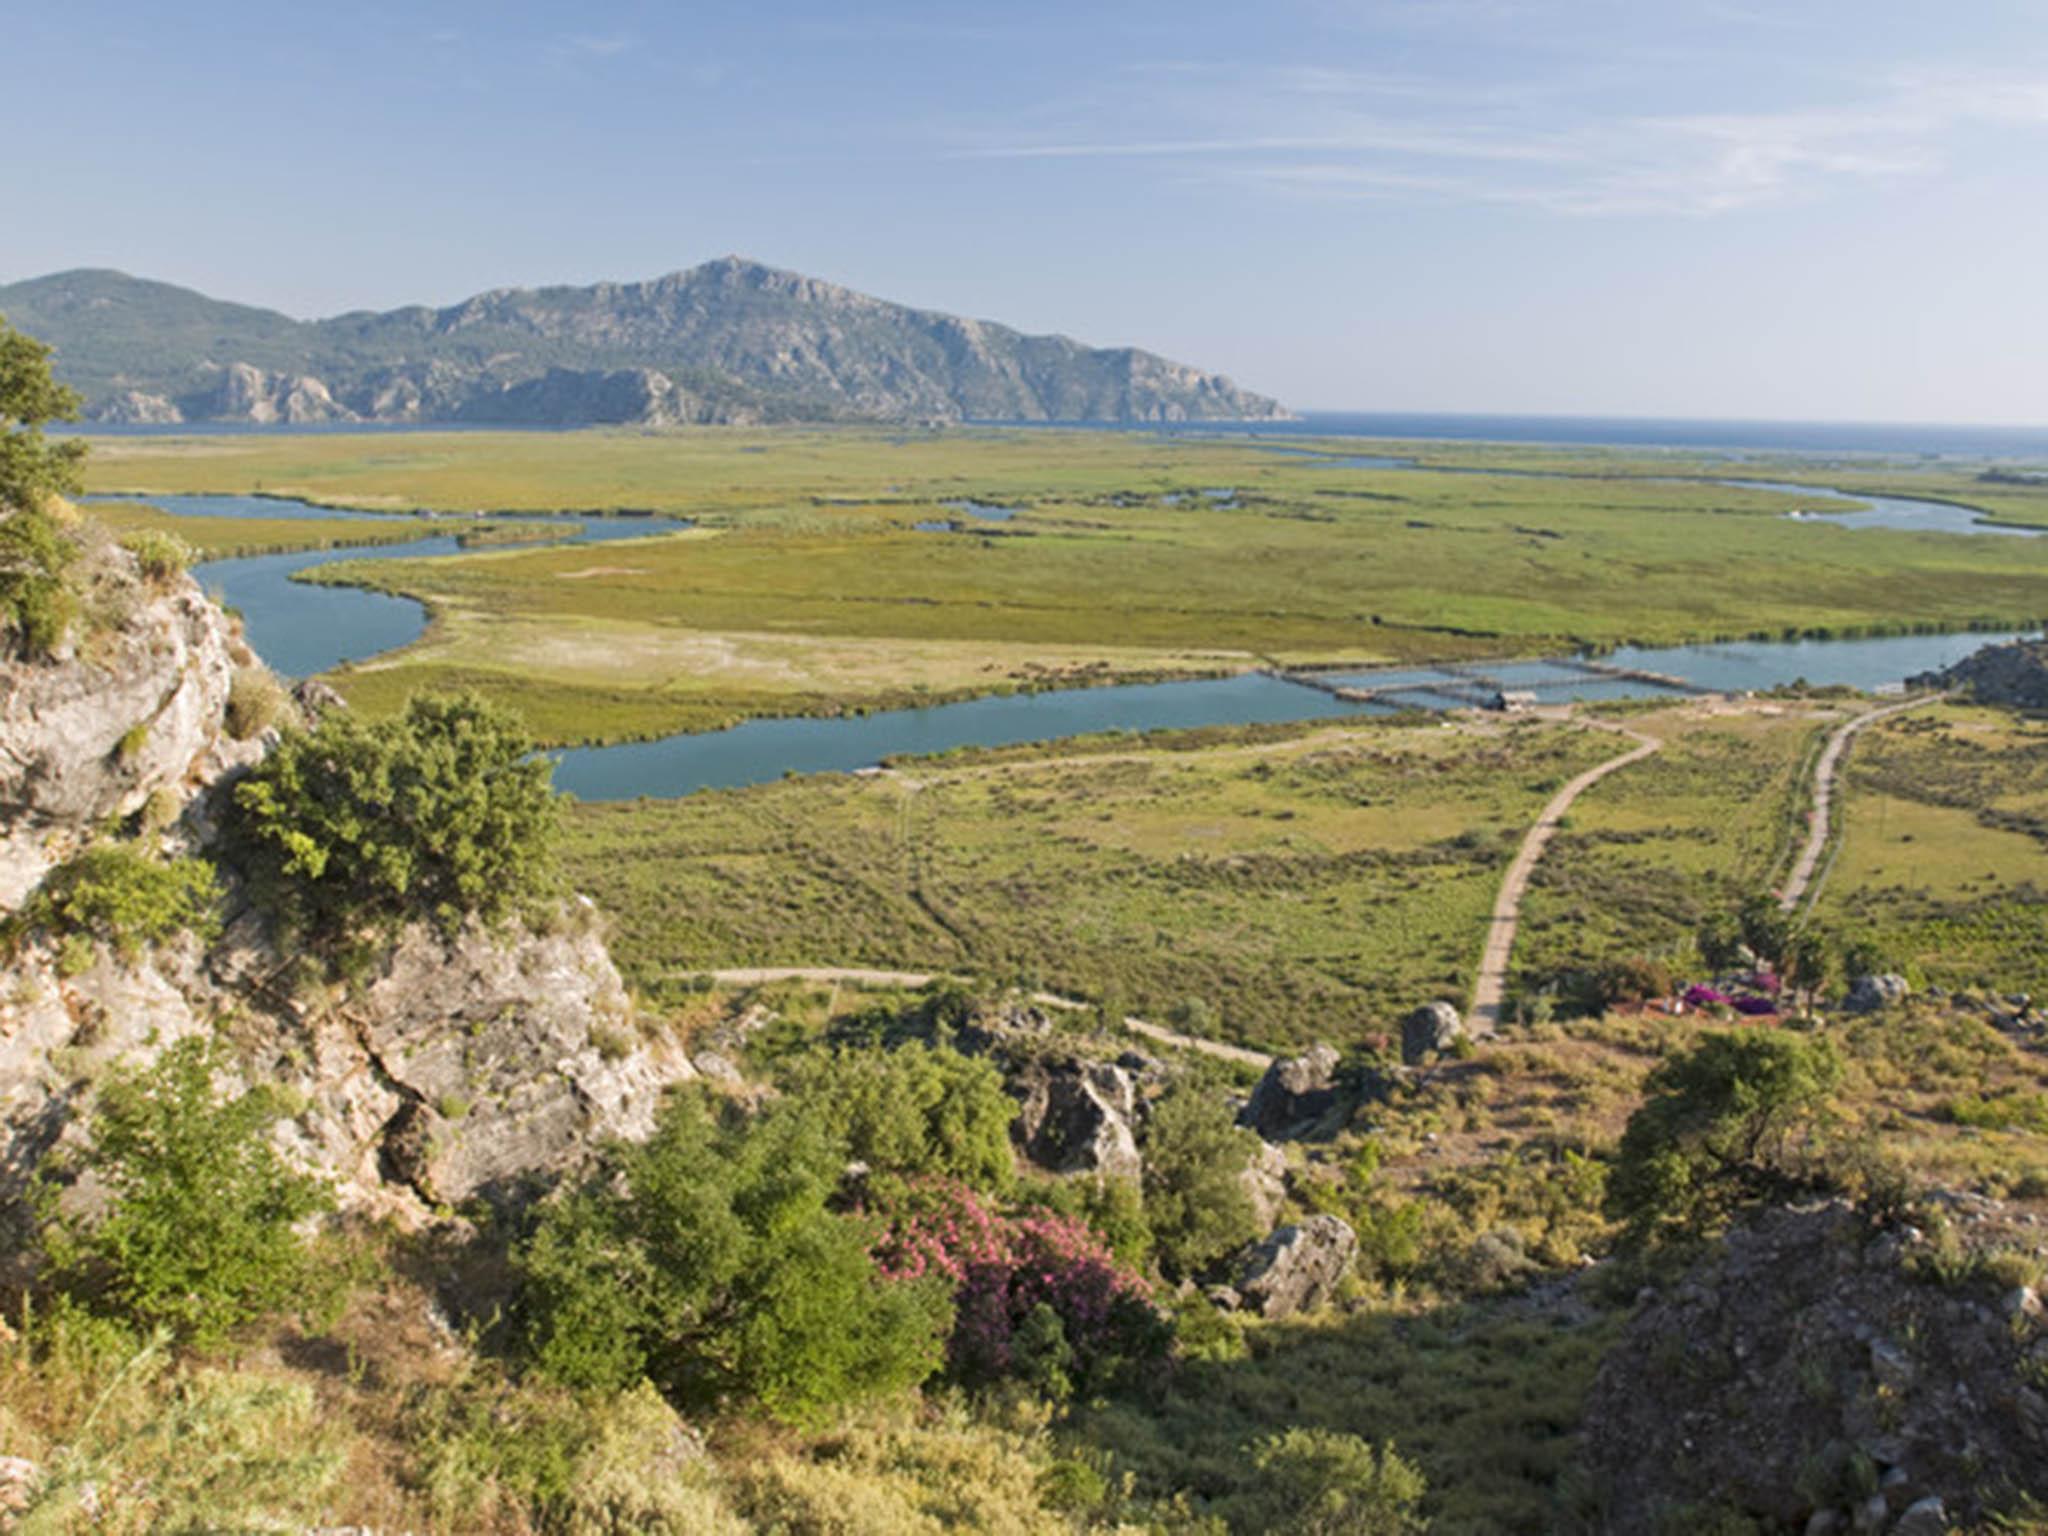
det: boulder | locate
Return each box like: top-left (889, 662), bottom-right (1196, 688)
top-left (1576, 1200), bottom-right (2048, 1532)
top-left (1401, 1001), bottom-right (1465, 1063)
top-left (1238, 1043), bottom-right (1342, 1140)
top-left (1844, 974), bottom-right (1911, 1014)
top-left (1233, 1214), bottom-right (1357, 1319)
top-left (1010, 1057), bottom-right (1142, 1182)
top-left (1239, 1138), bottom-right (1289, 1231)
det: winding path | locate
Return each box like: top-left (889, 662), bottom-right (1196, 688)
top-left (1467, 722), bottom-right (1664, 1030)
top-left (1777, 692), bottom-right (1947, 912)
top-left (693, 967), bottom-right (1275, 1069)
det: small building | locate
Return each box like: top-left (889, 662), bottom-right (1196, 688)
top-left (1490, 690), bottom-right (1539, 713)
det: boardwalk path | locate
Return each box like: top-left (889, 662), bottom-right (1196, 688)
top-left (1777, 692), bottom-right (1947, 912)
top-left (1467, 722), bottom-right (1664, 1030)
top-left (695, 967), bottom-right (1275, 1070)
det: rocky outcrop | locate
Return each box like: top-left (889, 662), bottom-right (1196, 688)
top-left (86, 389), bottom-right (181, 424)
top-left (1578, 1199), bottom-right (2048, 1533)
top-left (1009, 1056), bottom-right (1143, 1182)
top-left (0, 262), bottom-right (1290, 426)
top-left (2, 905), bottom-right (697, 1224)
top-left (1238, 1043), bottom-right (1342, 1140)
top-left (1239, 1138), bottom-right (1290, 1232)
top-left (1229, 1215), bottom-right (1357, 1319)
top-left (1910, 637), bottom-right (2048, 708)
top-left (0, 536), bottom-right (267, 907)
top-left (1844, 974), bottom-right (1912, 1014)
top-left (1401, 1001), bottom-right (1465, 1064)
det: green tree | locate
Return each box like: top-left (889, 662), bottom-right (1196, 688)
top-left (517, 1093), bottom-right (946, 1423)
top-left (38, 1038), bottom-right (332, 1346)
top-left (228, 690), bottom-right (559, 943)
top-left (1607, 1030), bottom-right (1842, 1244)
top-left (1141, 1084), bottom-right (1263, 1279)
top-left (786, 1041), bottom-right (1017, 1190)
top-left (1696, 911), bottom-right (1746, 977)
top-left (0, 316), bottom-right (87, 655)
top-left (1737, 894), bottom-right (1791, 970)
top-left (1783, 926), bottom-right (1839, 1018)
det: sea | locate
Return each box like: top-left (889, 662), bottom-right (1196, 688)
top-left (62, 411), bottom-right (2048, 461)
top-left (1147, 412), bottom-right (2048, 462)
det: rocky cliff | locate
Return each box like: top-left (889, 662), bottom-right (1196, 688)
top-left (0, 518), bottom-right (264, 905)
top-left (0, 260), bottom-right (1290, 427)
top-left (1578, 1199), bottom-right (2048, 1532)
top-left (0, 545), bottom-right (695, 1233)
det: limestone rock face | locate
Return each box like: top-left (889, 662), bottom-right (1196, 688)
top-left (1401, 1001), bottom-right (1465, 1064)
top-left (1577, 1199), bottom-right (2048, 1533)
top-left (1844, 974), bottom-right (1912, 1014)
top-left (1911, 636), bottom-right (2048, 708)
top-left (1238, 1043), bottom-right (1342, 1140)
top-left (0, 548), bottom-right (265, 908)
top-left (1010, 1057), bottom-right (1142, 1182)
top-left (1, 908), bottom-right (697, 1225)
top-left (1232, 1214), bottom-right (1357, 1319)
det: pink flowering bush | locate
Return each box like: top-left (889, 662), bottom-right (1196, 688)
top-left (868, 1178), bottom-right (1167, 1394)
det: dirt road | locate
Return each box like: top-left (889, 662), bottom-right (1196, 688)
top-left (1777, 692), bottom-right (1946, 912)
top-left (1467, 722), bottom-right (1663, 1030)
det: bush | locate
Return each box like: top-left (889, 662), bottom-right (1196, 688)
top-left (16, 843), bottom-right (220, 959)
top-left (1227, 1428), bottom-right (1427, 1534)
top-left (1141, 1084), bottom-right (1263, 1280)
top-left (517, 1092), bottom-right (945, 1424)
top-left (785, 1041), bottom-right (1018, 1190)
top-left (0, 501), bottom-right (79, 656)
top-left (867, 1176), bottom-right (1165, 1396)
top-left (119, 528), bottom-right (192, 583)
top-left (228, 690), bottom-right (559, 943)
top-left (224, 666), bottom-right (288, 741)
top-left (1590, 953), bottom-right (1675, 1010)
top-left (1607, 1030), bottom-right (1843, 1244)
top-left (37, 1038), bottom-right (333, 1347)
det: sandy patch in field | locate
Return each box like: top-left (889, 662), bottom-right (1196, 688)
top-left (396, 609), bottom-right (1252, 696)
top-left (558, 566), bottom-right (647, 580)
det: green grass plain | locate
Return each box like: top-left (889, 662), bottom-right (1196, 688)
top-left (83, 428), bottom-right (2048, 744)
top-left (1816, 703), bottom-right (2048, 992)
top-left (563, 714), bottom-right (1630, 1051)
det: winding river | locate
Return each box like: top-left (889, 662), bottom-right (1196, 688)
top-left (91, 472), bottom-right (2041, 801)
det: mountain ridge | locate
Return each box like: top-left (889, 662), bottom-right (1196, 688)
top-left (0, 258), bottom-right (1290, 427)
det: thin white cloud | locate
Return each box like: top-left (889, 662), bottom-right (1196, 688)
top-left (567, 34), bottom-right (633, 58)
top-left (956, 64), bottom-right (2048, 218)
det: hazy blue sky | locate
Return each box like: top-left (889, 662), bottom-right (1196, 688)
top-left (5, 0), bottom-right (2047, 421)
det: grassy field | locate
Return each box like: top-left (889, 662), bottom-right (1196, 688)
top-left (564, 713), bottom-right (1641, 1052)
top-left (1816, 702), bottom-right (2048, 992)
top-left (75, 500), bottom-right (439, 559)
top-left (1511, 703), bottom-right (1830, 1002)
top-left (82, 428), bottom-right (2048, 742)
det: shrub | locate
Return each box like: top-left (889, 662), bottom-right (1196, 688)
top-left (119, 528), bottom-right (192, 583)
top-left (785, 1041), bottom-right (1018, 1190)
top-left (17, 843), bottom-right (220, 958)
top-left (1226, 1428), bottom-right (1427, 1534)
top-left (867, 1177), bottom-right (1164, 1396)
top-left (0, 500), bottom-right (79, 656)
top-left (1590, 954), bottom-right (1675, 1010)
top-left (228, 689), bottom-right (559, 943)
top-left (36, 1037), bottom-right (333, 1347)
top-left (517, 1092), bottom-right (945, 1424)
top-left (224, 666), bottom-right (288, 741)
top-left (1607, 1030), bottom-right (1843, 1244)
top-left (1141, 1084), bottom-right (1263, 1280)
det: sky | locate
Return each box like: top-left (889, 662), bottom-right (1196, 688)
top-left (4, 0), bottom-right (2048, 422)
